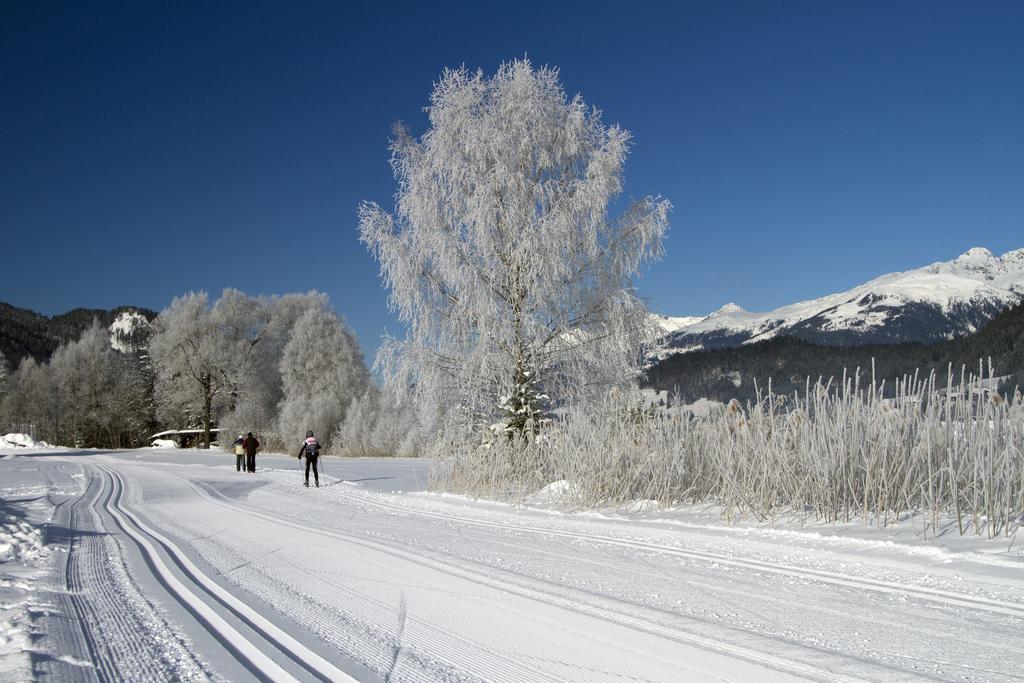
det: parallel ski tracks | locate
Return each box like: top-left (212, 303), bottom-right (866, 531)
top-left (218, 538), bottom-right (566, 683)
top-left (58, 464), bottom-right (197, 682)
top-left (91, 463), bottom-right (358, 683)
top-left (178, 473), bottom-right (863, 683)
top-left (36, 457), bottom-right (1024, 682)
top-left (55, 465), bottom-right (113, 682)
top-left (181, 479), bottom-right (610, 682)
top-left (322, 485), bottom-right (1024, 622)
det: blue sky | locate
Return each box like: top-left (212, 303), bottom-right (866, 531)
top-left (2, 1), bottom-right (1021, 361)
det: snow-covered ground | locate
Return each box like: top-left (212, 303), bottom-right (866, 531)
top-left (1, 448), bottom-right (1022, 681)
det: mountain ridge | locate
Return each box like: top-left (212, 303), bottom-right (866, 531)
top-left (645, 300), bottom-right (1024, 404)
top-left (656, 246), bottom-right (1024, 354)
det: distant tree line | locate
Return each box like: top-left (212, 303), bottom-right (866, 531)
top-left (0, 291), bottom-right (430, 454)
top-left (645, 302), bottom-right (1024, 404)
top-left (0, 320), bottom-right (155, 448)
top-left (3, 296), bottom-right (1020, 450)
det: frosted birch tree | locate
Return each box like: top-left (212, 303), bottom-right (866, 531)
top-left (208, 289), bottom-right (272, 439)
top-left (334, 384), bottom-right (428, 457)
top-left (1, 357), bottom-right (59, 443)
top-left (360, 60), bottom-right (670, 439)
top-left (50, 322), bottom-right (118, 446)
top-left (277, 306), bottom-right (370, 448)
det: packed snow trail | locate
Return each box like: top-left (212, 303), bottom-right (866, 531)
top-left (116, 457), bottom-right (818, 681)
top-left (52, 462), bottom-right (215, 681)
top-left (97, 464), bottom-right (356, 682)
top-left (3, 450), bottom-right (1023, 681)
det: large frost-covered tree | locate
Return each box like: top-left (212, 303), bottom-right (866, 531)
top-left (277, 307), bottom-right (370, 449)
top-left (360, 60), bottom-right (670, 438)
top-left (219, 292), bottom-right (328, 446)
top-left (149, 291), bottom-right (270, 447)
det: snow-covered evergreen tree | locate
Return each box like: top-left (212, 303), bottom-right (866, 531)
top-left (107, 349), bottom-right (156, 447)
top-left (277, 306), bottom-right (370, 450)
top-left (108, 319), bottom-right (157, 447)
top-left (360, 60), bottom-right (669, 440)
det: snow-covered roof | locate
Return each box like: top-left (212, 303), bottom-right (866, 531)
top-left (149, 428), bottom-right (222, 440)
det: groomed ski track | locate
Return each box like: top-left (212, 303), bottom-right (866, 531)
top-left (98, 463), bottom-right (356, 682)
top-left (14, 450), bottom-right (1024, 681)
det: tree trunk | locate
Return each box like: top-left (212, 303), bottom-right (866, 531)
top-left (202, 376), bottom-right (213, 449)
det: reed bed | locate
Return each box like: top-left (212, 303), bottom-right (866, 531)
top-left (432, 364), bottom-right (1024, 537)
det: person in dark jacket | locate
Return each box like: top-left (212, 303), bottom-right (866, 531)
top-left (297, 430), bottom-right (320, 487)
top-left (232, 434), bottom-right (245, 472)
top-left (242, 432), bottom-right (260, 473)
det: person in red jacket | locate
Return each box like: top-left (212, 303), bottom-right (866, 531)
top-left (242, 432), bottom-right (260, 473)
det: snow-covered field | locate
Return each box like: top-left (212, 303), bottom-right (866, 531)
top-left (2, 447), bottom-right (1023, 681)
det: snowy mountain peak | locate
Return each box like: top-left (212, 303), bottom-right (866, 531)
top-left (711, 303), bottom-right (745, 316)
top-left (956, 247), bottom-right (995, 262)
top-left (657, 246), bottom-right (1024, 355)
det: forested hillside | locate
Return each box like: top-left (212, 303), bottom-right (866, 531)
top-left (645, 302), bottom-right (1024, 402)
top-left (0, 302), bottom-right (157, 371)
